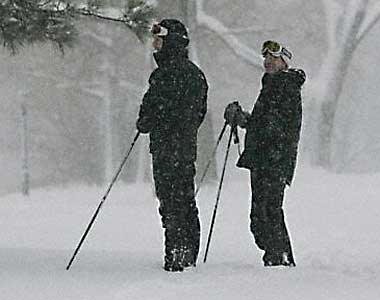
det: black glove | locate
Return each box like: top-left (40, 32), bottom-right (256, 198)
top-left (224, 101), bottom-right (242, 126)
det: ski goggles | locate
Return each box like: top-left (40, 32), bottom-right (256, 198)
top-left (261, 40), bottom-right (292, 60)
top-left (151, 23), bottom-right (168, 36)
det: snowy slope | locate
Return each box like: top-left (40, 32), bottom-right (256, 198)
top-left (0, 164), bottom-right (379, 300)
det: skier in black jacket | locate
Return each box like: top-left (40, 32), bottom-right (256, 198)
top-left (136, 19), bottom-right (208, 272)
top-left (224, 40), bottom-right (305, 267)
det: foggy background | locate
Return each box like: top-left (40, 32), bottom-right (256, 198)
top-left (1, 0), bottom-right (380, 196)
top-left (1, 2), bottom-right (380, 298)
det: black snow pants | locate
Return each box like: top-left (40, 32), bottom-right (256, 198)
top-left (152, 153), bottom-right (201, 267)
top-left (249, 168), bottom-right (294, 262)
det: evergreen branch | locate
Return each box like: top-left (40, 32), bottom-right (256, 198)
top-left (56, 1), bottom-right (156, 28)
top-left (0, 0), bottom-right (78, 54)
top-left (74, 0), bottom-right (157, 42)
top-left (0, 0), bottom-right (157, 54)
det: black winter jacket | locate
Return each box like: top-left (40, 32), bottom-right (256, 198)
top-left (237, 68), bottom-right (306, 185)
top-left (136, 49), bottom-right (208, 162)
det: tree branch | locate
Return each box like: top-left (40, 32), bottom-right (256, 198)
top-left (195, 0), bottom-right (262, 69)
top-left (343, 139), bottom-right (380, 170)
top-left (338, 0), bottom-right (368, 57)
top-left (356, 4), bottom-right (380, 45)
top-left (210, 25), bottom-right (277, 35)
top-left (77, 8), bottom-right (134, 26)
top-left (0, 0), bottom-right (156, 53)
top-left (321, 0), bottom-right (341, 49)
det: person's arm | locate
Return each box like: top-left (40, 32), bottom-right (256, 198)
top-left (191, 73), bottom-right (208, 128)
top-left (236, 110), bottom-right (251, 128)
top-left (268, 80), bottom-right (302, 184)
top-left (181, 71), bottom-right (208, 129)
top-left (136, 70), bottom-right (163, 133)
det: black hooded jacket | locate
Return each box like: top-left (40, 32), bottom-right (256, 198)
top-left (136, 47), bottom-right (208, 162)
top-left (237, 68), bottom-right (306, 185)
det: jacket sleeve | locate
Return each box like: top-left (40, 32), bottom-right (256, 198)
top-left (279, 96), bottom-right (302, 183)
top-left (182, 71), bottom-right (208, 129)
top-left (194, 72), bottom-right (208, 127)
top-left (271, 75), bottom-right (303, 184)
top-left (136, 70), bottom-right (163, 133)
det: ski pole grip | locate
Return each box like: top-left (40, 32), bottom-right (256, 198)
top-left (232, 126), bottom-right (239, 144)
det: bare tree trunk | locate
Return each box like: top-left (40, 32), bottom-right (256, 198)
top-left (100, 23), bottom-right (114, 184)
top-left (313, 43), bottom-right (355, 169)
top-left (21, 103), bottom-right (30, 196)
top-left (135, 43), bottom-right (154, 183)
top-left (182, 0), bottom-right (217, 184)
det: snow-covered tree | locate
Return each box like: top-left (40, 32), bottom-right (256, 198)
top-left (9, 19), bottom-right (149, 187)
top-left (307, 0), bottom-right (380, 169)
top-left (180, 0), bottom-right (218, 184)
top-left (0, 0), bottom-right (157, 187)
top-left (176, 0), bottom-right (380, 172)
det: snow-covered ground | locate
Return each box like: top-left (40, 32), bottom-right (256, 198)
top-left (0, 164), bottom-right (379, 300)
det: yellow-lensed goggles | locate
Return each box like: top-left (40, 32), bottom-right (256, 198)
top-left (261, 40), bottom-right (292, 60)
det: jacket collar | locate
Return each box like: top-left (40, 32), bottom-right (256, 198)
top-left (153, 48), bottom-right (189, 67)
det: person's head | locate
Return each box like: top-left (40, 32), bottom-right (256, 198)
top-left (150, 19), bottom-right (189, 53)
top-left (261, 40), bottom-right (292, 74)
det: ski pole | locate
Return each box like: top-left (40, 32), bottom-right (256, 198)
top-left (203, 126), bottom-right (234, 263)
top-left (195, 122), bottom-right (228, 196)
top-left (66, 131), bottom-right (140, 270)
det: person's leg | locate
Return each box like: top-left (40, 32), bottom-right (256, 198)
top-left (152, 155), bottom-right (184, 271)
top-left (153, 156), bottom-right (200, 271)
top-left (249, 170), bottom-right (270, 251)
top-left (260, 175), bottom-right (295, 266)
top-left (249, 170), bottom-right (295, 266)
top-left (172, 162), bottom-right (200, 267)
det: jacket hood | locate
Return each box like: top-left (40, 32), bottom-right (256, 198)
top-left (287, 68), bottom-right (306, 87)
top-left (263, 68), bottom-right (306, 88)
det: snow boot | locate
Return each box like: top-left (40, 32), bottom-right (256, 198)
top-left (163, 249), bottom-right (184, 272)
top-left (263, 251), bottom-right (296, 267)
top-left (181, 247), bottom-right (197, 268)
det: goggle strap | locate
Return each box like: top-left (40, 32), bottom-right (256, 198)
top-left (281, 47), bottom-right (292, 59)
